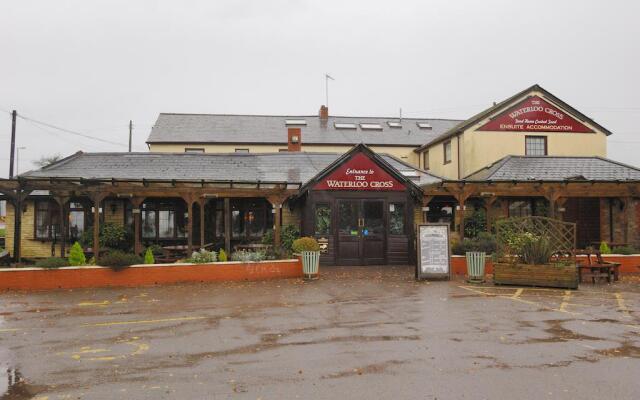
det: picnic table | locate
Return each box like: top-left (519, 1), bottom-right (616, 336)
top-left (576, 249), bottom-right (621, 284)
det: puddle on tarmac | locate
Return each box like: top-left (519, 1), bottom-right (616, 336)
top-left (1, 368), bottom-right (47, 400)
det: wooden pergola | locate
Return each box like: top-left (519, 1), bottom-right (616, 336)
top-left (423, 180), bottom-right (640, 240)
top-left (0, 177), bottom-right (299, 262)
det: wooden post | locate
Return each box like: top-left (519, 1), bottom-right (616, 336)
top-left (273, 203), bottom-right (282, 249)
top-left (556, 197), bottom-right (568, 221)
top-left (422, 195), bottom-right (434, 223)
top-left (131, 197), bottom-right (144, 255)
top-left (223, 197), bottom-right (231, 255)
top-left (624, 197), bottom-right (632, 244)
top-left (485, 196), bottom-right (498, 233)
top-left (454, 193), bottom-right (470, 239)
top-left (53, 195), bottom-right (69, 257)
top-left (12, 193), bottom-right (22, 263)
top-left (91, 196), bottom-right (104, 262)
top-left (199, 199), bottom-right (205, 248)
top-left (185, 196), bottom-right (194, 255)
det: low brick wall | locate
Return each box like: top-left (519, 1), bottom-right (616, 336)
top-left (0, 259), bottom-right (302, 291)
top-left (451, 254), bottom-right (640, 276)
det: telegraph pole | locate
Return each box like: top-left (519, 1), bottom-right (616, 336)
top-left (9, 110), bottom-right (16, 178)
top-left (128, 120), bottom-right (133, 152)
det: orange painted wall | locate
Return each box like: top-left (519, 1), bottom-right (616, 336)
top-left (0, 259), bottom-right (302, 291)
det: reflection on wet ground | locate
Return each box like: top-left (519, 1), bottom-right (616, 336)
top-left (0, 266), bottom-right (638, 399)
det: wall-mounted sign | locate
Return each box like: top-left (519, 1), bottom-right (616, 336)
top-left (416, 223), bottom-right (451, 280)
top-left (314, 153), bottom-right (404, 191)
top-left (477, 96), bottom-right (594, 133)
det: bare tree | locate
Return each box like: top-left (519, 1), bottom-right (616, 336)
top-left (33, 154), bottom-right (63, 168)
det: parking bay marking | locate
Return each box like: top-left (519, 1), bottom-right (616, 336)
top-left (82, 315), bottom-right (207, 328)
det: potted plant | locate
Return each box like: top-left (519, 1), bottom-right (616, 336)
top-left (494, 231), bottom-right (578, 289)
top-left (292, 237), bottom-right (321, 280)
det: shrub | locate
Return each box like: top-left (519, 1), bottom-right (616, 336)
top-left (262, 224), bottom-right (300, 253)
top-left (0, 228), bottom-right (5, 237)
top-left (599, 241), bottom-right (612, 254)
top-left (68, 242), bottom-right (87, 266)
top-left (79, 223), bottom-right (132, 252)
top-left (291, 237), bottom-right (320, 253)
top-left (451, 232), bottom-right (497, 256)
top-left (463, 209), bottom-right (487, 238)
top-left (612, 245), bottom-right (638, 255)
top-left (218, 249), bottom-right (228, 262)
top-left (99, 250), bottom-right (143, 271)
top-left (520, 236), bottom-right (553, 265)
top-left (144, 248), bottom-right (155, 264)
top-left (34, 257), bottom-right (68, 269)
top-left (188, 249), bottom-right (217, 264)
top-left (231, 250), bottom-right (267, 262)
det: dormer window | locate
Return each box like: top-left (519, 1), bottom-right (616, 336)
top-left (360, 123), bottom-right (383, 130)
top-left (285, 119), bottom-right (307, 126)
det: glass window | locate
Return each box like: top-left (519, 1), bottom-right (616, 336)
top-left (508, 200), bottom-right (532, 217)
top-left (525, 136), bottom-right (547, 156)
top-left (423, 151), bottom-right (429, 170)
top-left (314, 204), bottom-right (331, 236)
top-left (68, 202), bottom-right (85, 241)
top-left (235, 148), bottom-right (249, 153)
top-left (338, 201), bottom-right (359, 236)
top-left (142, 210), bottom-right (156, 239)
top-left (389, 203), bottom-right (405, 235)
top-left (34, 201), bottom-right (61, 240)
top-left (185, 148), bottom-right (205, 153)
top-left (426, 202), bottom-right (455, 232)
top-left (158, 210), bottom-right (175, 238)
top-left (444, 141), bottom-right (452, 164)
top-left (363, 201), bottom-right (383, 235)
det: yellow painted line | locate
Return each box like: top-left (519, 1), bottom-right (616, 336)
top-left (78, 300), bottom-right (111, 307)
top-left (559, 290), bottom-right (572, 313)
top-left (614, 293), bottom-right (632, 319)
top-left (511, 288), bottom-right (524, 299)
top-left (458, 285), bottom-right (581, 315)
top-left (82, 316), bottom-right (206, 327)
top-left (0, 328), bottom-right (20, 333)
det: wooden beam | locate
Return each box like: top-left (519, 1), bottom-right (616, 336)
top-left (52, 195), bottom-right (69, 257)
top-left (224, 198), bottom-right (231, 255)
top-left (130, 197), bottom-right (144, 256)
top-left (90, 193), bottom-right (108, 262)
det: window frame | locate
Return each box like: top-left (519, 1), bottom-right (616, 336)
top-left (388, 202), bottom-right (406, 236)
top-left (525, 136), bottom-right (548, 156)
top-left (234, 148), bottom-right (250, 153)
top-left (34, 200), bottom-right (61, 241)
top-left (184, 148), bottom-right (205, 153)
top-left (443, 140), bottom-right (452, 164)
top-left (140, 199), bottom-right (187, 242)
top-left (423, 151), bottom-right (430, 170)
top-left (314, 203), bottom-right (332, 236)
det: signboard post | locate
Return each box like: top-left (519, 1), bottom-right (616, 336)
top-left (416, 223), bottom-right (451, 280)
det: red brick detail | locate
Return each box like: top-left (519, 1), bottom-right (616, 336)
top-left (288, 128), bottom-right (302, 152)
top-left (0, 260), bottom-right (302, 291)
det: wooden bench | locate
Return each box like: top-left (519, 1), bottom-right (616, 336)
top-left (576, 249), bottom-right (620, 284)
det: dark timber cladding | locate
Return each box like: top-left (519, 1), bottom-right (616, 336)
top-left (295, 145), bottom-right (424, 266)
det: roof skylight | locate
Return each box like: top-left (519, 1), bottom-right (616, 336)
top-left (334, 122), bottom-right (357, 129)
top-left (285, 119), bottom-right (307, 126)
top-left (387, 121), bottom-right (402, 128)
top-left (360, 123), bottom-right (383, 130)
top-left (417, 122), bottom-right (432, 129)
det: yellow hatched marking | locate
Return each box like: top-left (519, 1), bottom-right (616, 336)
top-left (511, 288), bottom-right (524, 299)
top-left (458, 286), bottom-right (581, 315)
top-left (614, 293), bottom-right (632, 319)
top-left (558, 290), bottom-right (572, 313)
top-left (78, 300), bottom-right (111, 307)
top-left (82, 315), bottom-right (206, 327)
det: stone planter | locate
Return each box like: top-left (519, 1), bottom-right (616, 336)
top-left (493, 262), bottom-right (578, 289)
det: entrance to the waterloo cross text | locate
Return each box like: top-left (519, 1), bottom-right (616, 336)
top-left (337, 199), bottom-right (385, 265)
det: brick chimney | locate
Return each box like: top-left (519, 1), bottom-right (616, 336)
top-left (319, 105), bottom-right (329, 120)
top-left (287, 127), bottom-right (301, 152)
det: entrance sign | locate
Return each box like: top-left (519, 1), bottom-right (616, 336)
top-left (314, 153), bottom-right (404, 191)
top-left (416, 223), bottom-right (451, 280)
top-left (477, 96), bottom-right (594, 133)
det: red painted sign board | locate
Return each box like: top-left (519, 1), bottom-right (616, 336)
top-left (477, 96), bottom-right (594, 133)
top-left (314, 152), bottom-right (404, 191)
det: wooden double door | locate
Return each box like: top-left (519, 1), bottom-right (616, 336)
top-left (336, 199), bottom-right (385, 265)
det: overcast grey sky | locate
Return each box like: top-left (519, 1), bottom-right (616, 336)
top-left (1, 0), bottom-right (638, 177)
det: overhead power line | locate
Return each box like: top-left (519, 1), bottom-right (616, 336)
top-left (16, 113), bottom-right (128, 147)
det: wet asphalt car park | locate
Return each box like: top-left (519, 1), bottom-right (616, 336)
top-left (1, 266), bottom-right (639, 400)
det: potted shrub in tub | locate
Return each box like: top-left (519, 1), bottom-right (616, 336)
top-left (492, 216), bottom-right (579, 289)
top-left (292, 237), bottom-right (320, 280)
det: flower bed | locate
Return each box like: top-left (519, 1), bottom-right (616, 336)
top-left (0, 259), bottom-right (302, 291)
top-left (493, 262), bottom-right (578, 289)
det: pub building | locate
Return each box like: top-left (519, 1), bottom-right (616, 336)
top-left (1, 84), bottom-right (639, 266)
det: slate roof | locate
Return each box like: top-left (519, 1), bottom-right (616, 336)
top-left (464, 156), bottom-right (640, 182)
top-left (146, 113), bottom-right (462, 147)
top-left (20, 151), bottom-right (441, 187)
top-left (415, 84), bottom-right (613, 152)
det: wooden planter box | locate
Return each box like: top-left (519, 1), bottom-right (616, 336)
top-left (493, 262), bottom-right (578, 289)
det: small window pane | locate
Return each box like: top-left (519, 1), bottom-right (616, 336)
top-left (423, 151), bottom-right (429, 170)
top-left (235, 148), bottom-right (249, 153)
top-left (185, 148), bottom-right (205, 153)
top-left (525, 136), bottom-right (547, 156)
top-left (508, 200), bottom-right (532, 217)
top-left (314, 204), bottom-right (331, 235)
top-left (389, 203), bottom-right (405, 235)
top-left (444, 141), bottom-right (452, 163)
top-left (142, 210), bottom-right (156, 238)
top-left (338, 202), bottom-right (359, 236)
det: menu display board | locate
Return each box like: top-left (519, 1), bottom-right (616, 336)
top-left (416, 224), bottom-right (451, 280)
